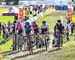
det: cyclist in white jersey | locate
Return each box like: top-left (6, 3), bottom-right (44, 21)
top-left (41, 21), bottom-right (49, 34)
top-left (40, 21), bottom-right (50, 49)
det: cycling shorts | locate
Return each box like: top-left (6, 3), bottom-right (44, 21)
top-left (25, 29), bottom-right (32, 36)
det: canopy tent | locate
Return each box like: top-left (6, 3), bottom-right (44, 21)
top-left (2, 6), bottom-right (19, 16)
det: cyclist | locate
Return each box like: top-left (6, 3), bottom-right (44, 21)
top-left (16, 21), bottom-right (23, 51)
top-left (23, 16), bottom-right (32, 25)
top-left (32, 21), bottom-right (40, 48)
top-left (32, 21), bottom-right (39, 35)
top-left (24, 22), bottom-right (33, 54)
top-left (54, 20), bottom-right (64, 49)
top-left (40, 21), bottom-right (50, 50)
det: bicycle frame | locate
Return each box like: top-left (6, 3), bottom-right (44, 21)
top-left (43, 32), bottom-right (49, 51)
top-left (27, 34), bottom-right (34, 54)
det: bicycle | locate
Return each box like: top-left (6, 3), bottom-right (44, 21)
top-left (43, 32), bottom-right (50, 51)
top-left (27, 34), bottom-right (34, 55)
top-left (34, 33), bottom-right (40, 49)
top-left (56, 31), bottom-right (63, 49)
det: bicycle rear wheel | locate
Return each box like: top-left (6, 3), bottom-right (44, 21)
top-left (45, 39), bottom-right (48, 51)
top-left (27, 35), bottom-right (33, 54)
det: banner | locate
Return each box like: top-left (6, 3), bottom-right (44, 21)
top-left (19, 7), bottom-right (24, 21)
top-left (68, 8), bottom-right (72, 21)
top-left (55, 6), bottom-right (68, 10)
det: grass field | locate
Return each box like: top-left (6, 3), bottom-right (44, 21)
top-left (0, 8), bottom-right (8, 13)
top-left (0, 8), bottom-right (75, 60)
top-left (0, 16), bottom-right (14, 24)
top-left (72, 15), bottom-right (75, 23)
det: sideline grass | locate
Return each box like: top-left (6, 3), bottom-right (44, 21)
top-left (0, 7), bottom-right (8, 13)
top-left (72, 15), bottom-right (75, 23)
top-left (0, 16), bottom-right (14, 25)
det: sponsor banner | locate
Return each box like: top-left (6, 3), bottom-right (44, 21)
top-left (2, 13), bottom-right (18, 16)
top-left (68, 8), bottom-right (72, 21)
top-left (19, 8), bottom-right (24, 21)
top-left (55, 6), bottom-right (68, 10)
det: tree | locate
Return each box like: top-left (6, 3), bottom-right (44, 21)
top-left (13, 0), bottom-right (19, 5)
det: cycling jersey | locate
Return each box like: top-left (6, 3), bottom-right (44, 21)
top-left (16, 23), bottom-right (23, 34)
top-left (23, 20), bottom-right (32, 26)
top-left (32, 24), bottom-right (38, 29)
top-left (41, 24), bottom-right (49, 34)
top-left (32, 24), bottom-right (39, 33)
top-left (16, 23), bottom-right (23, 31)
top-left (24, 23), bottom-right (32, 36)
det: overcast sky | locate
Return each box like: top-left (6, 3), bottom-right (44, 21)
top-left (19, 0), bottom-right (72, 5)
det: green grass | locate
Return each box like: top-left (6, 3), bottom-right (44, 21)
top-left (0, 39), bottom-right (12, 58)
top-left (72, 15), bottom-right (75, 23)
top-left (0, 16), bottom-right (14, 25)
top-left (0, 39), bottom-right (12, 52)
top-left (0, 8), bottom-right (8, 13)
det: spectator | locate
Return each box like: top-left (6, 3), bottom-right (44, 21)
top-left (70, 23), bottom-right (74, 35)
top-left (8, 20), bottom-right (11, 32)
top-left (66, 26), bottom-right (70, 41)
top-left (2, 23), bottom-right (6, 38)
top-left (5, 27), bottom-right (9, 39)
top-left (30, 5), bottom-right (33, 14)
top-left (9, 23), bottom-right (13, 34)
top-left (0, 22), bottom-right (2, 35)
top-left (12, 20), bottom-right (17, 50)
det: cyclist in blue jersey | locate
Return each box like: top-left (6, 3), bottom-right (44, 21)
top-left (24, 22), bottom-right (33, 54)
top-left (24, 22), bottom-right (32, 36)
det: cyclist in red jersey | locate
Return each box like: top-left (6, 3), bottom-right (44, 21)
top-left (32, 22), bottom-right (40, 49)
top-left (32, 22), bottom-right (39, 35)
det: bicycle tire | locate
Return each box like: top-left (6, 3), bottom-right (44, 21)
top-left (27, 35), bottom-right (33, 54)
top-left (45, 39), bottom-right (48, 51)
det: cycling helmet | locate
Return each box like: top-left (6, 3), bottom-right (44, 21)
top-left (42, 21), bottom-right (46, 24)
top-left (32, 21), bottom-right (36, 24)
top-left (57, 19), bottom-right (61, 23)
top-left (25, 16), bottom-right (29, 21)
top-left (25, 22), bottom-right (30, 25)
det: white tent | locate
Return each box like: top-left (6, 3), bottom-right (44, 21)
top-left (2, 6), bottom-right (19, 16)
top-left (4, 6), bottom-right (19, 13)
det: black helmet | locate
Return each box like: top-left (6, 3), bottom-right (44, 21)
top-left (42, 21), bottom-right (46, 24)
top-left (25, 16), bottom-right (29, 20)
top-left (57, 19), bottom-right (61, 23)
